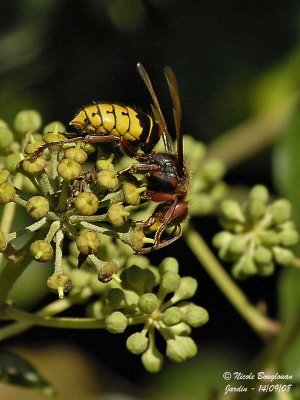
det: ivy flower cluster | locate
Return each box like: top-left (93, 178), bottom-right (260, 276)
top-left (213, 185), bottom-right (299, 278)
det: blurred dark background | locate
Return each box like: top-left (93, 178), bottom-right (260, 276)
top-left (1, 0), bottom-right (300, 398)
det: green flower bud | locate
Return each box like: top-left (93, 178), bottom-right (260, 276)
top-left (96, 155), bottom-right (115, 171)
top-left (0, 127), bottom-right (14, 154)
top-left (141, 346), bottom-right (164, 373)
top-left (43, 121), bottom-right (66, 134)
top-left (221, 199), bottom-right (245, 223)
top-left (30, 240), bottom-right (53, 262)
top-left (26, 196), bottom-right (49, 219)
top-left (124, 266), bottom-right (147, 292)
top-left (24, 139), bottom-right (45, 155)
top-left (169, 322), bottom-right (192, 336)
top-left (257, 262), bottom-right (275, 276)
top-left (0, 119), bottom-right (8, 128)
top-left (210, 181), bottom-right (228, 202)
top-left (107, 288), bottom-right (126, 309)
top-left (107, 203), bottom-right (130, 227)
top-left (228, 236), bottom-right (247, 255)
top-left (166, 339), bottom-right (187, 363)
top-left (279, 221), bottom-right (296, 231)
top-left (143, 268), bottom-right (158, 292)
top-left (254, 246), bottom-right (272, 265)
top-left (232, 258), bottom-right (257, 278)
top-left (162, 307), bottom-right (183, 326)
top-left (64, 146), bottom-right (87, 163)
top-left (0, 231), bottom-right (7, 252)
top-left (127, 254), bottom-right (150, 268)
top-left (246, 199), bottom-right (266, 220)
top-left (14, 110), bottom-right (42, 135)
top-left (76, 231), bottom-right (101, 255)
top-left (212, 231), bottom-right (233, 249)
top-left (249, 185), bottom-right (269, 204)
top-left (160, 271), bottom-right (181, 293)
top-left (124, 289), bottom-right (140, 306)
top-left (173, 277), bottom-right (198, 301)
top-left (183, 304), bottom-right (209, 327)
top-left (131, 228), bottom-right (145, 251)
top-left (57, 158), bottom-right (81, 180)
top-left (269, 199), bottom-right (292, 224)
top-left (5, 153), bottom-right (21, 173)
top-left (43, 132), bottom-right (65, 144)
top-left (126, 332), bottom-right (149, 355)
top-left (273, 247), bottom-right (294, 266)
top-left (0, 183), bottom-right (15, 204)
top-left (47, 274), bottom-right (72, 298)
top-left (279, 230), bottom-right (299, 247)
top-left (202, 158), bottom-right (225, 182)
top-left (190, 193), bottom-right (213, 215)
top-left (137, 293), bottom-right (159, 314)
top-left (105, 311), bottom-right (127, 333)
top-left (75, 192), bottom-right (98, 215)
top-left (0, 170), bottom-right (10, 184)
top-left (259, 230), bottom-right (279, 247)
top-left (22, 157), bottom-right (46, 174)
top-left (176, 336), bottom-right (198, 359)
top-left (98, 261), bottom-right (118, 283)
top-left (159, 257), bottom-right (179, 275)
top-left (123, 182), bottom-right (145, 206)
top-left (97, 170), bottom-right (119, 190)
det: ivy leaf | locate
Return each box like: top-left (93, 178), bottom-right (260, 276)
top-left (0, 351), bottom-right (55, 397)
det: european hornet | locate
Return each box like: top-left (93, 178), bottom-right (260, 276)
top-left (32, 63), bottom-right (189, 254)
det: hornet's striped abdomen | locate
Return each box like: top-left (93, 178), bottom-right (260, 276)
top-left (70, 103), bottom-right (160, 152)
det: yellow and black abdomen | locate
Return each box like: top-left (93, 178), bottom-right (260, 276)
top-left (70, 103), bottom-right (160, 152)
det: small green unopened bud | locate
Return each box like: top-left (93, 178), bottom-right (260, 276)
top-left (0, 231), bottom-right (7, 252)
top-left (257, 262), bottom-right (275, 276)
top-left (43, 132), bottom-right (65, 144)
top-left (107, 203), bottom-right (130, 227)
top-left (221, 199), bottom-right (245, 223)
top-left (173, 277), bottom-right (198, 301)
top-left (176, 336), bottom-right (198, 359)
top-left (190, 193), bottom-right (213, 215)
top-left (232, 258), bottom-right (257, 278)
top-left (75, 192), bottom-right (98, 215)
top-left (123, 182), bottom-right (145, 206)
top-left (97, 170), bottom-right (118, 190)
top-left (24, 140), bottom-right (45, 155)
top-left (0, 127), bottom-right (14, 154)
top-left (22, 157), bottom-right (46, 174)
top-left (138, 293), bottom-right (159, 314)
top-left (162, 307), bottom-right (183, 326)
top-left (254, 246), bottom-right (272, 265)
top-left (47, 274), bottom-right (72, 298)
top-left (57, 158), bottom-right (81, 180)
top-left (183, 304), bottom-right (209, 327)
top-left (98, 261), bottom-right (119, 283)
top-left (107, 288), bottom-right (125, 309)
top-left (26, 196), bottom-right (49, 219)
top-left (96, 155), bottom-right (115, 171)
top-left (269, 199), bottom-right (292, 224)
top-left (169, 322), bottom-right (192, 336)
top-left (0, 170), bottom-right (10, 184)
top-left (43, 121), bottom-right (66, 134)
top-left (105, 311), bottom-right (128, 333)
top-left (0, 183), bottom-right (15, 204)
top-left (131, 228), bottom-right (145, 251)
top-left (126, 333), bottom-right (149, 355)
top-left (212, 231), bottom-right (233, 249)
top-left (259, 230), bottom-right (279, 247)
top-left (228, 236), bottom-right (247, 255)
top-left (141, 346), bottom-right (164, 373)
top-left (166, 339), bottom-right (187, 363)
top-left (76, 231), bottom-right (101, 255)
top-left (159, 257), bottom-right (179, 275)
top-left (14, 110), bottom-right (42, 136)
top-left (246, 199), bottom-right (266, 220)
top-left (124, 265), bottom-right (147, 292)
top-left (273, 247), bottom-right (294, 266)
top-left (249, 185), bottom-right (269, 204)
top-left (279, 230), bottom-right (299, 247)
top-left (160, 271), bottom-right (181, 293)
top-left (64, 147), bottom-right (87, 164)
top-left (30, 240), bottom-right (53, 262)
top-left (202, 159), bottom-right (225, 182)
top-left (6, 153), bottom-right (21, 173)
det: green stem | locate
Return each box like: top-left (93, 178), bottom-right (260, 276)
top-left (56, 179), bottom-right (69, 212)
top-left (184, 225), bottom-right (279, 337)
top-left (206, 93), bottom-right (298, 170)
